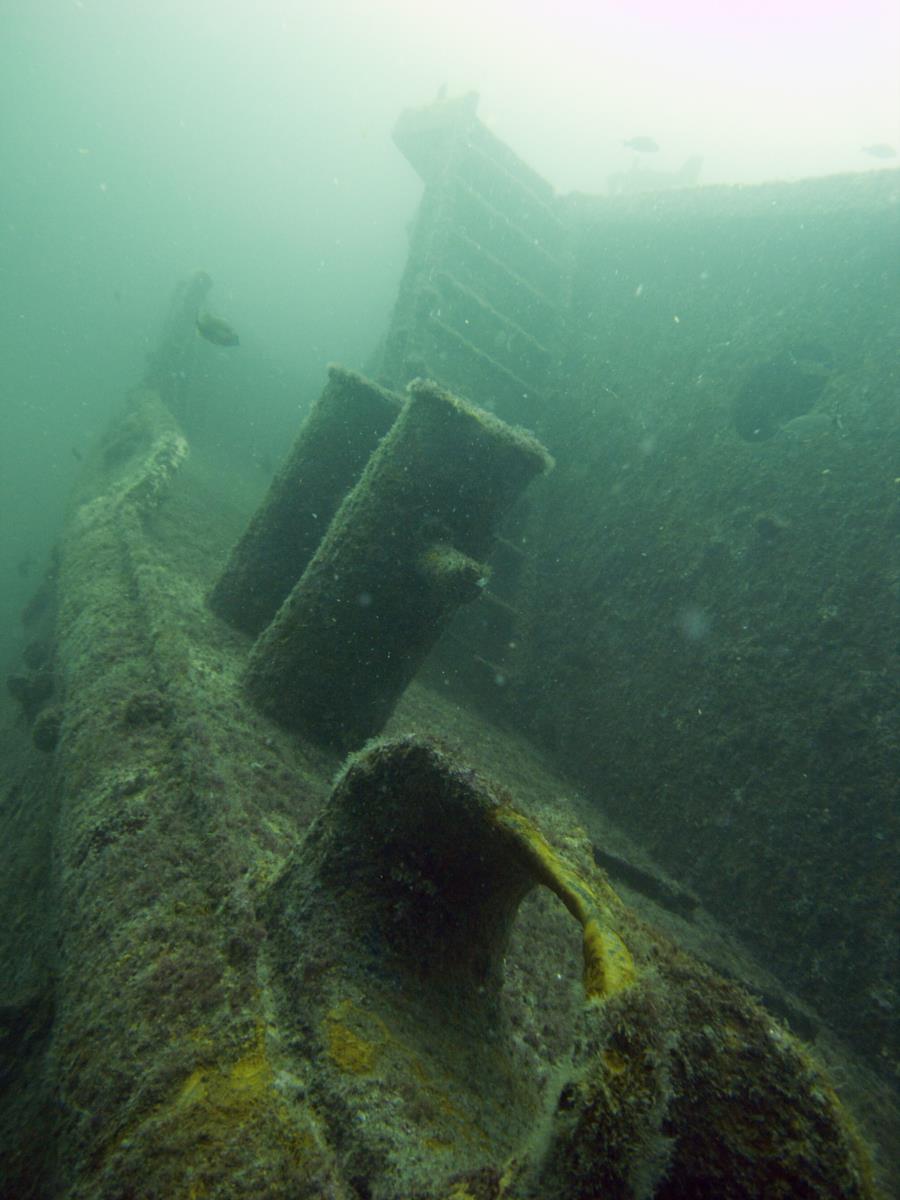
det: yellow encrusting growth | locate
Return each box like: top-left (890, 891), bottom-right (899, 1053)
top-left (168, 1033), bottom-right (282, 1186)
top-left (325, 1020), bottom-right (379, 1075)
top-left (492, 807), bottom-right (636, 999)
top-left (176, 1026), bottom-right (272, 1112)
top-left (324, 1000), bottom-right (385, 1075)
top-left (582, 919), bottom-right (636, 998)
top-left (86, 1018), bottom-right (330, 1197)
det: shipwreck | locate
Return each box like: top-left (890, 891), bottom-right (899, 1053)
top-left (2, 95), bottom-right (897, 1199)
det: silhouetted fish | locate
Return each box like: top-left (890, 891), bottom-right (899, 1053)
top-left (861, 143), bottom-right (896, 159)
top-left (778, 411), bottom-right (838, 438)
top-left (196, 312), bottom-right (240, 347)
top-left (623, 136), bottom-right (659, 153)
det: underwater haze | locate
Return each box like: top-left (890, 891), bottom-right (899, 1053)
top-left (2, 0), bottom-right (898, 669)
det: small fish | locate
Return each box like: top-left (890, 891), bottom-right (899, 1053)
top-left (71, 446), bottom-right (83, 462)
top-left (778, 411), bottom-right (838, 438)
top-left (861, 143), bottom-right (896, 159)
top-left (17, 556), bottom-right (34, 578)
top-left (196, 312), bottom-right (240, 347)
top-left (623, 136), bottom-right (659, 153)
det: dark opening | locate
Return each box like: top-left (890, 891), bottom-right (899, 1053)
top-left (733, 345), bottom-right (832, 441)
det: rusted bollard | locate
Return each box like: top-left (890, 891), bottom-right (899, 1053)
top-left (244, 378), bottom-right (553, 749)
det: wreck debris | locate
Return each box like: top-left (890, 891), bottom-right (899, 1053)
top-left (264, 736), bottom-right (635, 1191)
top-left (208, 365), bottom-right (403, 635)
top-left (266, 736), bottom-right (876, 1200)
top-left (16, 386), bottom-right (347, 1199)
top-left (384, 94), bottom-right (567, 424)
top-left (0, 356), bottom-right (879, 1196)
top-left (244, 378), bottom-right (553, 750)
